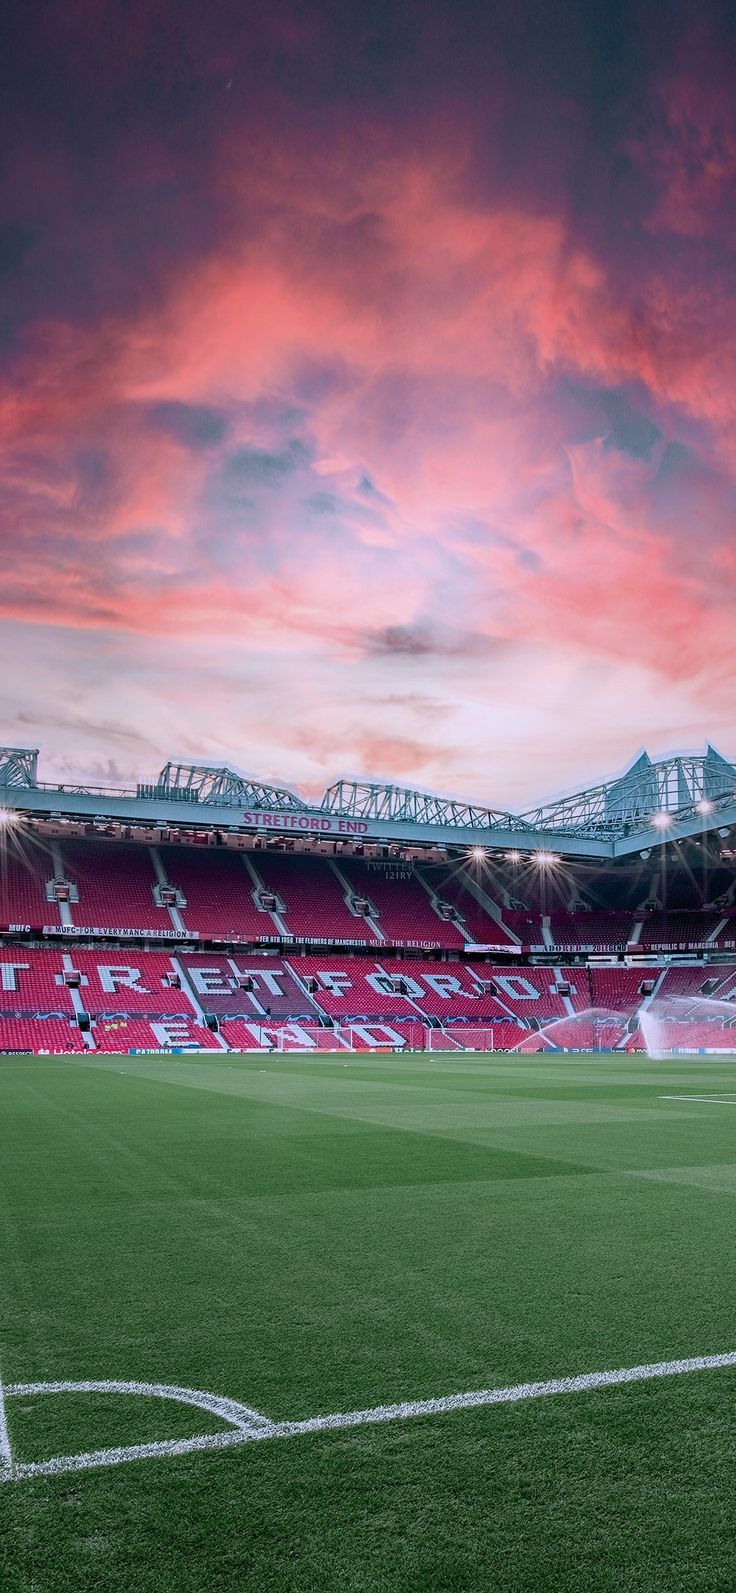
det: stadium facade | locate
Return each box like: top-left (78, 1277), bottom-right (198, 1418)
top-left (1, 743), bottom-right (736, 1055)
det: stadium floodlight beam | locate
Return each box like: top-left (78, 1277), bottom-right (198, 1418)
top-left (469, 846), bottom-right (487, 860)
top-left (696, 799), bottom-right (714, 815)
top-left (0, 809), bottom-right (17, 828)
top-left (652, 812), bottom-right (672, 830)
top-left (534, 850), bottom-right (559, 864)
top-left (505, 850), bottom-right (522, 862)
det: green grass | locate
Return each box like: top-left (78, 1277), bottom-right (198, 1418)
top-left (3, 1050), bottom-right (736, 1591)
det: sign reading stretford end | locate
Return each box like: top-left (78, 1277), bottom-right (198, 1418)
top-left (243, 811), bottom-right (369, 835)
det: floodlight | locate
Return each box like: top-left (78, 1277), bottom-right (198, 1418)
top-left (534, 850), bottom-right (558, 865)
top-left (652, 812), bottom-right (672, 829)
top-left (0, 809), bottom-right (16, 829)
top-left (695, 799), bottom-right (714, 815)
top-left (505, 850), bottom-right (522, 862)
top-left (470, 846), bottom-right (486, 860)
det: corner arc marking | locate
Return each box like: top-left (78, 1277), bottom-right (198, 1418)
top-left (6, 1378), bottom-right (273, 1435)
top-left (4, 1350), bottom-right (736, 1481)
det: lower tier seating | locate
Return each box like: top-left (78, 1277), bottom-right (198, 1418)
top-left (0, 1017), bottom-right (87, 1051)
top-left (2, 945), bottom-right (736, 1049)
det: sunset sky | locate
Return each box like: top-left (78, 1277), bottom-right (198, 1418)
top-left (2, 0), bottom-right (736, 809)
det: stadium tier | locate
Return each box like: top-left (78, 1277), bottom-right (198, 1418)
top-left (61, 840), bottom-right (171, 933)
top-left (2, 802), bottom-right (736, 1051)
top-left (546, 912), bottom-right (635, 950)
top-left (0, 1016), bottom-right (87, 1051)
top-left (2, 836), bottom-right (736, 954)
top-left (637, 911), bottom-right (725, 948)
top-left (0, 846), bottom-right (57, 928)
top-left (183, 953), bottom-right (320, 1018)
top-left (1, 948), bottom-right (735, 1051)
top-left (159, 846), bottom-right (276, 941)
top-left (251, 854), bottom-right (371, 942)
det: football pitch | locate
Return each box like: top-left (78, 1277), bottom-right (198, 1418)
top-left (3, 1051), bottom-right (736, 1592)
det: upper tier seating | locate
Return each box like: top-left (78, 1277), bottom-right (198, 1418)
top-left (428, 871), bottom-right (517, 945)
top-left (0, 848), bottom-right (57, 929)
top-left (547, 913), bottom-right (634, 950)
top-left (502, 911), bottom-right (546, 946)
top-left (339, 863), bottom-right (465, 948)
top-left (638, 913), bottom-right (723, 947)
top-left (254, 854), bottom-right (366, 942)
top-left (62, 841), bottom-right (170, 933)
top-left (162, 848), bottom-right (274, 940)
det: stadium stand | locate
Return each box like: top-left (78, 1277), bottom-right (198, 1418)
top-left (219, 1020), bottom-right (346, 1052)
top-left (292, 955), bottom-right (426, 1020)
top-left (162, 847), bottom-right (274, 941)
top-left (502, 911), bottom-right (547, 946)
top-left (0, 1016), bottom-right (86, 1051)
top-left (0, 950), bottom-right (76, 1013)
top-left (253, 854), bottom-right (367, 942)
top-left (638, 912), bottom-right (723, 947)
top-left (338, 862), bottom-right (466, 947)
top-left (68, 951), bottom-right (192, 1015)
top-left (61, 841), bottom-right (171, 932)
top-left (373, 958), bottom-right (490, 1018)
top-left (181, 952), bottom-right (320, 1018)
top-left (0, 849), bottom-right (57, 929)
top-left (588, 967), bottom-right (648, 1015)
top-left (546, 913), bottom-right (634, 950)
top-left (91, 1016), bottom-right (215, 1052)
top-left (425, 870), bottom-right (518, 945)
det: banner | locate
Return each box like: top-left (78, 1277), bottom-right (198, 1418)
top-left (243, 809), bottom-right (369, 836)
top-left (39, 924), bottom-right (199, 940)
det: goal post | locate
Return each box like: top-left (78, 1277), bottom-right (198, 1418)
top-left (426, 1027), bottom-right (495, 1053)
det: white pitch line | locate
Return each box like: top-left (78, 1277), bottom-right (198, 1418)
top-left (4, 1350), bottom-right (736, 1480)
top-left (0, 1367), bottom-right (13, 1481)
top-left (659, 1095), bottom-right (736, 1105)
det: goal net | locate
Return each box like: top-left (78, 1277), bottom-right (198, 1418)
top-left (426, 1027), bottom-right (495, 1052)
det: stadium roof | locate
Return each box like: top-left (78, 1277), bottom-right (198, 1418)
top-left (1, 745), bottom-right (735, 861)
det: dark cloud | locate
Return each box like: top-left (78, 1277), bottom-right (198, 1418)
top-left (223, 440), bottom-right (310, 486)
top-left (145, 401), bottom-right (229, 449)
top-left (304, 491), bottom-right (338, 514)
top-left (361, 623), bottom-right (502, 659)
top-left (600, 390), bottom-right (662, 459)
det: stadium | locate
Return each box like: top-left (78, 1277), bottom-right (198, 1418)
top-left (3, 742), bottom-right (736, 1058)
top-left (6, 0), bottom-right (736, 1585)
top-left (6, 740), bottom-right (736, 1590)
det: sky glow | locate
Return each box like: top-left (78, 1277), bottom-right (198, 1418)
top-left (2, 1), bottom-right (735, 805)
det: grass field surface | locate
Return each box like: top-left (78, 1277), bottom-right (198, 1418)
top-left (3, 1050), bottom-right (736, 1591)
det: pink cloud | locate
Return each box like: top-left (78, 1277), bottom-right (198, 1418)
top-left (3, 88), bottom-right (736, 798)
